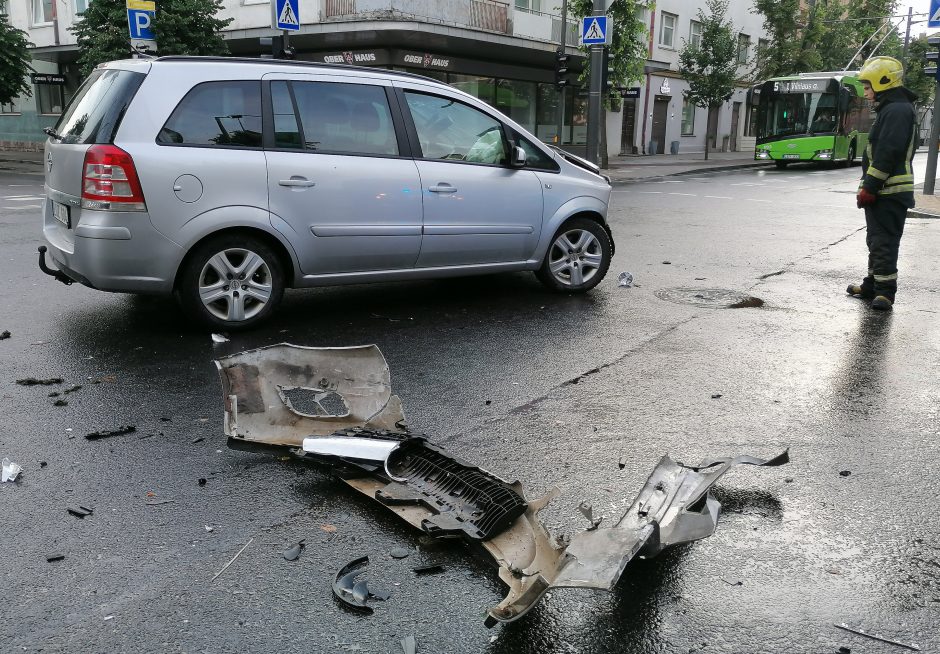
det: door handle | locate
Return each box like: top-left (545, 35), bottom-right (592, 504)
top-left (278, 178), bottom-right (316, 188)
top-left (428, 184), bottom-right (457, 193)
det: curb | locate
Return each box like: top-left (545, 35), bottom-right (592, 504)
top-left (607, 160), bottom-right (772, 184)
top-left (908, 210), bottom-right (940, 219)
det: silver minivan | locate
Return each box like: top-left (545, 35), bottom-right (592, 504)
top-left (39, 57), bottom-right (614, 329)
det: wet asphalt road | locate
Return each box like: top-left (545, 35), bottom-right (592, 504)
top-left (1, 160), bottom-right (938, 654)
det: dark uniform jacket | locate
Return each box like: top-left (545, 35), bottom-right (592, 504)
top-left (860, 86), bottom-right (918, 208)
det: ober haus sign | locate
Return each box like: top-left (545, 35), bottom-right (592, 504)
top-left (31, 73), bottom-right (66, 85)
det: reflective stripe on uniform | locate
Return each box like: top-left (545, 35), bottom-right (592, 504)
top-left (879, 184), bottom-right (914, 195)
top-left (874, 273), bottom-right (898, 281)
top-left (867, 167), bottom-right (890, 180)
top-left (884, 174), bottom-right (914, 184)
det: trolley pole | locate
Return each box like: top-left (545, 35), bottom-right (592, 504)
top-left (585, 0), bottom-right (605, 165)
top-left (924, 82), bottom-right (940, 195)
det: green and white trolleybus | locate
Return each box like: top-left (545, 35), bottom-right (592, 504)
top-left (753, 72), bottom-right (875, 168)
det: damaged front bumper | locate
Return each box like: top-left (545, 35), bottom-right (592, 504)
top-left (216, 344), bottom-right (789, 627)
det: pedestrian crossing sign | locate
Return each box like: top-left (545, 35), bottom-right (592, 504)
top-left (581, 15), bottom-right (610, 45)
top-left (930, 0), bottom-right (940, 28)
top-left (273, 0), bottom-right (300, 31)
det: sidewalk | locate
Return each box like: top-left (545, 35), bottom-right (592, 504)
top-left (910, 187), bottom-right (940, 218)
top-left (604, 150), bottom-right (769, 183)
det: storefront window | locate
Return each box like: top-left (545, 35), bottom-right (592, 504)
top-left (495, 79), bottom-right (536, 133)
top-left (1, 100), bottom-right (19, 114)
top-left (570, 95), bottom-right (587, 145)
top-left (681, 99), bottom-right (695, 135)
top-left (36, 84), bottom-right (64, 114)
top-left (448, 74), bottom-right (495, 105)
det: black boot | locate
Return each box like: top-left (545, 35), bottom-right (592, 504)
top-left (871, 295), bottom-right (893, 311)
top-left (846, 281), bottom-right (875, 299)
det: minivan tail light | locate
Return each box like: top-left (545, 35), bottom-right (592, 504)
top-left (81, 145), bottom-right (146, 211)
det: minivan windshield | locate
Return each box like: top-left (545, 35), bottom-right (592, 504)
top-left (54, 68), bottom-right (145, 145)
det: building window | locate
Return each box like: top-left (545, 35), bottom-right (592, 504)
top-left (660, 12), bottom-right (676, 48)
top-left (1, 101), bottom-right (19, 114)
top-left (689, 20), bottom-right (702, 48)
top-left (74, 0), bottom-right (88, 14)
top-left (36, 84), bottom-right (64, 114)
top-left (514, 0), bottom-right (540, 11)
top-left (681, 99), bottom-right (695, 135)
top-left (738, 34), bottom-right (750, 64)
top-left (32, 0), bottom-right (53, 23)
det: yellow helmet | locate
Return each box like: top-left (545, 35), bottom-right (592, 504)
top-left (858, 56), bottom-right (904, 93)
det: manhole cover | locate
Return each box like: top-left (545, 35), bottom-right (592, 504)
top-left (655, 287), bottom-right (764, 309)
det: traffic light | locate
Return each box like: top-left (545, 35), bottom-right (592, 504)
top-left (925, 36), bottom-right (940, 79)
top-left (555, 49), bottom-right (570, 89)
top-left (601, 48), bottom-right (615, 96)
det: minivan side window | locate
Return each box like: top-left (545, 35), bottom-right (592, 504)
top-left (157, 81), bottom-right (262, 148)
top-left (404, 91), bottom-right (507, 166)
top-left (289, 81), bottom-right (399, 156)
top-left (513, 132), bottom-right (560, 172)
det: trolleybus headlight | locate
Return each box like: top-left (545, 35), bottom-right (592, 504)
top-left (815, 149), bottom-right (833, 160)
top-left (756, 149), bottom-right (770, 159)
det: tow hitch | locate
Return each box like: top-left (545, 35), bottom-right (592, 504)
top-left (37, 246), bottom-right (73, 285)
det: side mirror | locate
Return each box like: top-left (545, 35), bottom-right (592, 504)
top-left (510, 145), bottom-right (527, 168)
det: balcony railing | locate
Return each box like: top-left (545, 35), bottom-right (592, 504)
top-left (325, 0), bottom-right (356, 18)
top-left (470, 0), bottom-right (508, 33)
top-left (322, 0), bottom-right (510, 34)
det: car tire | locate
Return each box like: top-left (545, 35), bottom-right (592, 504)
top-left (176, 234), bottom-right (284, 330)
top-left (536, 218), bottom-right (612, 293)
top-left (774, 161), bottom-right (789, 169)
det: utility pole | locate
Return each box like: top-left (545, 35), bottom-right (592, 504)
top-left (924, 37), bottom-right (940, 195)
top-left (585, 0), bottom-right (605, 165)
top-left (555, 0), bottom-right (568, 148)
top-left (902, 6), bottom-right (913, 61)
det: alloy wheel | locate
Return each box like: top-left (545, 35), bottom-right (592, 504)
top-left (198, 248), bottom-right (273, 322)
top-left (547, 229), bottom-right (604, 287)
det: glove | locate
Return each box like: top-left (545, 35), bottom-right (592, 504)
top-left (857, 189), bottom-right (878, 209)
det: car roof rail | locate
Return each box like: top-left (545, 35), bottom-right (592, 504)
top-left (152, 55), bottom-right (443, 85)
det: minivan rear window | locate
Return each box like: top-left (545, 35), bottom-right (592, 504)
top-left (54, 68), bottom-right (145, 145)
top-left (157, 81), bottom-right (262, 148)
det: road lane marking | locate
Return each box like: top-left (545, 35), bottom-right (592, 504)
top-left (3, 196), bottom-right (44, 201)
top-left (730, 182), bottom-right (765, 186)
top-left (669, 192), bottom-right (696, 196)
top-left (704, 195), bottom-right (733, 199)
top-left (746, 198), bottom-right (772, 203)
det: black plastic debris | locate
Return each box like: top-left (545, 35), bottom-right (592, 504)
top-left (67, 506), bottom-right (93, 519)
top-left (839, 470), bottom-right (851, 477)
top-left (64, 385), bottom-right (82, 394)
top-left (16, 377), bottom-right (63, 386)
top-left (192, 437), bottom-right (205, 444)
top-left (400, 635), bottom-right (417, 654)
top-left (53, 399), bottom-right (68, 407)
top-left (662, 260), bottom-right (672, 264)
top-left (46, 553), bottom-right (65, 562)
top-left (618, 457), bottom-right (627, 470)
top-left (413, 563), bottom-right (445, 575)
top-left (48, 391), bottom-right (60, 397)
top-left (332, 556), bottom-right (379, 614)
top-left (85, 426), bottom-right (136, 440)
top-left (0, 330), bottom-right (10, 340)
top-left (711, 394), bottom-right (723, 399)
top-left (577, 502), bottom-right (603, 530)
top-left (198, 478), bottom-right (207, 487)
top-left (39, 461), bottom-right (47, 468)
top-left (838, 648), bottom-right (851, 654)
top-left (283, 540), bottom-right (305, 561)
top-left (389, 547), bottom-right (411, 559)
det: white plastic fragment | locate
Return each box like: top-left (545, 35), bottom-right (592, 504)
top-left (618, 271), bottom-right (634, 288)
top-left (2, 458), bottom-right (22, 482)
top-left (211, 333), bottom-right (230, 344)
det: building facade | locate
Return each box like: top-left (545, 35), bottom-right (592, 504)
top-left (1, 0), bottom-right (768, 158)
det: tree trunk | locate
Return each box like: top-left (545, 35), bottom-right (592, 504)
top-left (705, 128), bottom-right (710, 160)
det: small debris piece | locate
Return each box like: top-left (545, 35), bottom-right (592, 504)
top-left (192, 437), bottom-right (205, 444)
top-left (145, 499), bottom-right (175, 506)
top-left (2, 458), bottom-right (22, 482)
top-left (205, 525), bottom-right (215, 532)
top-left (103, 615), bottom-right (114, 621)
top-left (839, 470), bottom-right (851, 477)
top-left (618, 271), bottom-right (634, 288)
top-left (39, 461), bottom-right (47, 468)
top-left (711, 394), bottom-right (722, 399)
top-left (485, 400), bottom-right (492, 405)
top-left (413, 563), bottom-right (445, 575)
top-left (160, 417), bottom-right (172, 422)
top-left (400, 635), bottom-right (417, 654)
top-left (198, 478), bottom-right (207, 486)
top-left (390, 547), bottom-right (412, 559)
top-left (833, 623), bottom-right (920, 651)
top-left (332, 556), bottom-right (375, 613)
top-left (67, 506), bottom-right (93, 518)
top-left (85, 425), bottom-right (136, 440)
top-left (283, 540), bottom-right (306, 561)
top-left (721, 579), bottom-right (743, 586)
top-left (785, 477), bottom-right (794, 483)
top-left (577, 502), bottom-right (603, 530)
top-left (211, 333), bottom-right (230, 344)
top-left (48, 391), bottom-right (60, 397)
top-left (618, 457), bottom-right (627, 470)
top-left (46, 553), bottom-right (65, 563)
top-left (839, 648), bottom-right (851, 654)
top-left (662, 260), bottom-right (672, 265)
top-left (53, 399), bottom-right (68, 407)
top-left (0, 330), bottom-right (10, 340)
top-left (16, 377), bottom-right (63, 386)
top-left (370, 588), bottom-right (392, 601)
top-left (212, 537), bottom-right (253, 582)
top-left (321, 524), bottom-right (337, 533)
top-left (694, 277), bottom-right (706, 281)
top-left (64, 385), bottom-right (83, 394)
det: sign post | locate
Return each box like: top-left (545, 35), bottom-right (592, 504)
top-left (581, 9), bottom-right (611, 165)
top-left (272, 0), bottom-right (300, 58)
top-left (127, 0), bottom-right (157, 54)
top-left (929, 0), bottom-right (940, 29)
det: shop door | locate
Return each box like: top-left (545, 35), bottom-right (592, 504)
top-left (620, 98), bottom-right (636, 154)
top-left (730, 102), bottom-right (741, 151)
top-left (651, 97), bottom-right (669, 154)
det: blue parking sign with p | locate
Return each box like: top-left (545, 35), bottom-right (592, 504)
top-left (127, 0), bottom-right (155, 40)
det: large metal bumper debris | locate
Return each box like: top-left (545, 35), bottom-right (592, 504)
top-left (216, 344), bottom-right (790, 627)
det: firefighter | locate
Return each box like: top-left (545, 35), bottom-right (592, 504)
top-left (848, 56), bottom-right (917, 311)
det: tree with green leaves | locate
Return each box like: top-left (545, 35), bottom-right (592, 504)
top-left (0, 13), bottom-right (33, 106)
top-left (72, 0), bottom-right (232, 78)
top-left (570, 0), bottom-right (652, 166)
top-left (678, 0), bottom-right (737, 160)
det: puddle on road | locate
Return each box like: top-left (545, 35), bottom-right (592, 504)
top-left (656, 287), bottom-right (765, 309)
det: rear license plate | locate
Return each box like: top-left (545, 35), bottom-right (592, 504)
top-left (52, 201), bottom-right (70, 228)
top-left (782, 154), bottom-right (801, 160)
